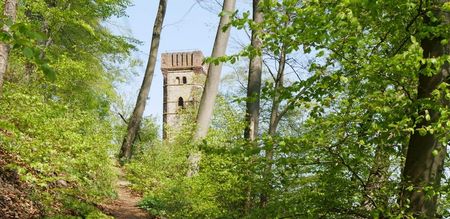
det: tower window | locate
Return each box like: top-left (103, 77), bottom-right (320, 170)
top-left (182, 76), bottom-right (187, 84)
top-left (178, 97), bottom-right (184, 109)
top-left (176, 77), bottom-right (180, 84)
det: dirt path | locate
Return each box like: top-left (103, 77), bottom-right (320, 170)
top-left (101, 168), bottom-right (150, 219)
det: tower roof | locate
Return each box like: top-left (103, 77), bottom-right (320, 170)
top-left (161, 51), bottom-right (206, 74)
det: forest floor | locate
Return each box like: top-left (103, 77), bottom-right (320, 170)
top-left (101, 167), bottom-right (150, 219)
top-left (0, 148), bottom-right (42, 219)
top-left (0, 147), bottom-right (150, 218)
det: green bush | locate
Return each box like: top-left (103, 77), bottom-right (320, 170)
top-left (126, 97), bottom-right (253, 218)
top-left (0, 82), bottom-right (117, 216)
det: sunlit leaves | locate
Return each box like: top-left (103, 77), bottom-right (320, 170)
top-left (0, 0), bottom-right (136, 216)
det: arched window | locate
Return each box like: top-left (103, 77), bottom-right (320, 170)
top-left (182, 76), bottom-right (187, 84)
top-left (175, 77), bottom-right (180, 84)
top-left (178, 97), bottom-right (184, 109)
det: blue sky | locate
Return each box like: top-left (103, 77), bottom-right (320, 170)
top-left (113, 0), bottom-right (249, 127)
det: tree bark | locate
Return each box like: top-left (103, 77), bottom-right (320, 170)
top-left (244, 0), bottom-right (264, 212)
top-left (400, 1), bottom-right (450, 217)
top-left (267, 50), bottom-right (285, 138)
top-left (260, 49), bottom-right (285, 208)
top-left (244, 0), bottom-right (264, 142)
top-left (194, 0), bottom-right (236, 140)
top-left (119, 0), bottom-right (167, 161)
top-left (187, 0), bottom-right (236, 178)
top-left (0, 0), bottom-right (18, 96)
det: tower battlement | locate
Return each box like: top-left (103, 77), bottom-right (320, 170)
top-left (161, 51), bottom-right (205, 72)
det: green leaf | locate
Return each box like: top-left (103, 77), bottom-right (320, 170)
top-left (443, 2), bottom-right (450, 12)
top-left (317, 50), bottom-right (325, 57)
top-left (78, 20), bottom-right (96, 36)
top-left (418, 128), bottom-right (427, 136)
top-left (425, 110), bottom-right (431, 121)
top-left (41, 64), bottom-right (56, 81)
top-left (432, 150), bottom-right (439, 157)
top-left (340, 76), bottom-right (349, 84)
top-left (23, 47), bottom-right (34, 59)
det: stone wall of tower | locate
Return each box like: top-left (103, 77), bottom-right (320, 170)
top-left (162, 51), bottom-right (206, 140)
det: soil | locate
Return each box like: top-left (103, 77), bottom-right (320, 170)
top-left (101, 167), bottom-right (150, 219)
top-left (0, 148), bottom-right (42, 219)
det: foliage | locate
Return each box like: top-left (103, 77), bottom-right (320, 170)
top-left (130, 0), bottom-right (450, 218)
top-left (1, 0), bottom-right (449, 218)
top-left (127, 97), bottom-right (248, 218)
top-left (0, 0), bottom-right (135, 216)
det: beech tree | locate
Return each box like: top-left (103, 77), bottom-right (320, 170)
top-left (119, 0), bottom-right (167, 161)
top-left (400, 0), bottom-right (450, 216)
top-left (194, 0), bottom-right (236, 139)
top-left (244, 0), bottom-right (264, 142)
top-left (0, 0), bottom-right (17, 95)
top-left (186, 0), bottom-right (235, 177)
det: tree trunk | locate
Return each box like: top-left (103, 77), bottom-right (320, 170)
top-left (194, 0), bottom-right (236, 140)
top-left (119, 0), bottom-right (167, 161)
top-left (244, 0), bottom-right (264, 142)
top-left (363, 145), bottom-right (388, 211)
top-left (244, 0), bottom-right (264, 212)
top-left (0, 0), bottom-right (18, 96)
top-left (260, 49), bottom-right (285, 208)
top-left (400, 1), bottom-right (450, 217)
top-left (187, 0), bottom-right (236, 178)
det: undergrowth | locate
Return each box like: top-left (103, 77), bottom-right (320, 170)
top-left (0, 83), bottom-right (117, 217)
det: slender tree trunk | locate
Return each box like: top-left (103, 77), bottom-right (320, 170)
top-left (267, 50), bottom-right (285, 138)
top-left (363, 145), bottom-right (388, 211)
top-left (187, 0), bottom-right (236, 178)
top-left (0, 0), bottom-right (18, 96)
top-left (244, 0), bottom-right (264, 142)
top-left (260, 50), bottom-right (285, 208)
top-left (194, 0), bottom-right (236, 140)
top-left (354, 116), bottom-right (388, 211)
top-left (400, 1), bottom-right (450, 217)
top-left (119, 0), bottom-right (167, 161)
top-left (244, 0), bottom-right (264, 212)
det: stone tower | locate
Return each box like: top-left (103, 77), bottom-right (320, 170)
top-left (161, 51), bottom-right (206, 139)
